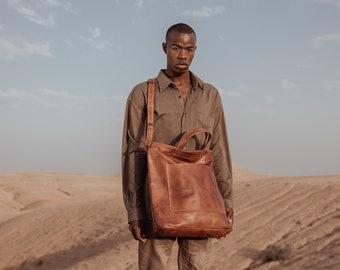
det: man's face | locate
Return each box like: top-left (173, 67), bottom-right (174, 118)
top-left (163, 31), bottom-right (197, 76)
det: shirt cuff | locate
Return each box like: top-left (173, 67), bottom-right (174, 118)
top-left (128, 207), bottom-right (145, 223)
top-left (224, 199), bottom-right (233, 209)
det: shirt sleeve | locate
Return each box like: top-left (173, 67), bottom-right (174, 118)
top-left (121, 84), bottom-right (148, 222)
top-left (210, 92), bottom-right (234, 209)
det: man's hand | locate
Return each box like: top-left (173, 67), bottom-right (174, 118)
top-left (219, 207), bottom-right (234, 240)
top-left (226, 207), bottom-right (234, 227)
top-left (129, 220), bottom-right (147, 243)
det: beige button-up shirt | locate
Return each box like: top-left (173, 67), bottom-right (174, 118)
top-left (122, 70), bottom-right (233, 222)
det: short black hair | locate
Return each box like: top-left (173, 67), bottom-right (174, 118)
top-left (165, 23), bottom-right (196, 41)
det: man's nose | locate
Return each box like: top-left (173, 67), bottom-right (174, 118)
top-left (178, 49), bottom-right (187, 59)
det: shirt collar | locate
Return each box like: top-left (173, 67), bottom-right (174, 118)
top-left (156, 70), bottom-right (204, 92)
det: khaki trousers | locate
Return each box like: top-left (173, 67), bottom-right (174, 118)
top-left (138, 237), bottom-right (210, 270)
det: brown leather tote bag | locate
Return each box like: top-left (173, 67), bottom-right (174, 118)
top-left (145, 79), bottom-right (232, 238)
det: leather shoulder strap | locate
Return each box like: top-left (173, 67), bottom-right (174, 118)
top-left (146, 78), bottom-right (155, 146)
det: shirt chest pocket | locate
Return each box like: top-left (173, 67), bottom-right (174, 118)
top-left (197, 112), bottom-right (214, 134)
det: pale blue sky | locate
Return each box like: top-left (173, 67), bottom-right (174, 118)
top-left (0, 0), bottom-right (339, 176)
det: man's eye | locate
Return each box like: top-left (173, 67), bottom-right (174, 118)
top-left (187, 48), bottom-right (195, 52)
top-left (171, 46), bottom-right (180, 50)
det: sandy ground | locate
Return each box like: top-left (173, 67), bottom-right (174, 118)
top-left (0, 166), bottom-right (339, 270)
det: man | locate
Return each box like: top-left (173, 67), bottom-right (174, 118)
top-left (122, 23), bottom-right (233, 269)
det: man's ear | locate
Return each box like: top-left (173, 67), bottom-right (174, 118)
top-left (162, 42), bottom-right (167, 54)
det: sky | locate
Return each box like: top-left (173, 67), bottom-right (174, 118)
top-left (0, 0), bottom-right (339, 176)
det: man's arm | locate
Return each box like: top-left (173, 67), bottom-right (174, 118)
top-left (121, 86), bottom-right (148, 242)
top-left (210, 92), bottom-right (234, 221)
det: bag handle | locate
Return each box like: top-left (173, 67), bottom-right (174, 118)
top-left (176, 128), bottom-right (211, 150)
top-left (146, 78), bottom-right (155, 146)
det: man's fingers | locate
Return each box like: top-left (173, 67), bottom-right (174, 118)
top-left (226, 208), bottom-right (234, 218)
top-left (129, 220), bottom-right (147, 243)
top-left (228, 216), bottom-right (233, 228)
top-left (129, 225), bottom-right (138, 240)
top-left (226, 208), bottom-right (234, 227)
top-left (135, 228), bottom-right (147, 243)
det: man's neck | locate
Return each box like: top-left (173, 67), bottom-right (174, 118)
top-left (164, 70), bottom-right (191, 87)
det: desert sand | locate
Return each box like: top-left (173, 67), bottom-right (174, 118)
top-left (0, 165), bottom-right (339, 270)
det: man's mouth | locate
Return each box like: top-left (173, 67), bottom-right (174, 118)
top-left (176, 63), bottom-right (188, 68)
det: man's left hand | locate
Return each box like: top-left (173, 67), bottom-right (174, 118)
top-left (219, 207), bottom-right (234, 240)
top-left (226, 207), bottom-right (234, 227)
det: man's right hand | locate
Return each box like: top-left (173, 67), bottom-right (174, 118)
top-left (128, 220), bottom-right (147, 243)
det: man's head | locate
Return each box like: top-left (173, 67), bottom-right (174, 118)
top-left (165, 23), bottom-right (196, 43)
top-left (162, 23), bottom-right (197, 77)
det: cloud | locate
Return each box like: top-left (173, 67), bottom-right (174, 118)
top-left (314, 0), bottom-right (340, 6)
top-left (8, 0), bottom-right (76, 27)
top-left (80, 27), bottom-right (111, 52)
top-left (247, 107), bottom-right (263, 113)
top-left (246, 106), bottom-right (277, 115)
top-left (225, 91), bottom-right (243, 97)
top-left (0, 37), bottom-right (52, 61)
top-left (312, 31), bottom-right (340, 47)
top-left (64, 39), bottom-right (75, 49)
top-left (0, 88), bottom-right (124, 109)
top-left (281, 79), bottom-right (299, 89)
top-left (44, 0), bottom-right (76, 14)
top-left (323, 81), bottom-right (340, 91)
top-left (218, 86), bottom-right (246, 97)
top-left (314, 0), bottom-right (334, 3)
top-left (182, 6), bottom-right (225, 18)
top-left (134, 0), bottom-right (144, 8)
top-left (37, 88), bottom-right (125, 103)
top-left (90, 27), bottom-right (101, 39)
top-left (0, 88), bottom-right (79, 109)
top-left (296, 64), bottom-right (313, 69)
top-left (36, 88), bottom-right (79, 100)
top-left (0, 88), bottom-right (26, 108)
top-left (263, 96), bottom-right (275, 102)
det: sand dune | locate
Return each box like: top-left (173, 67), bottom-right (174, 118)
top-left (0, 168), bottom-right (339, 270)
